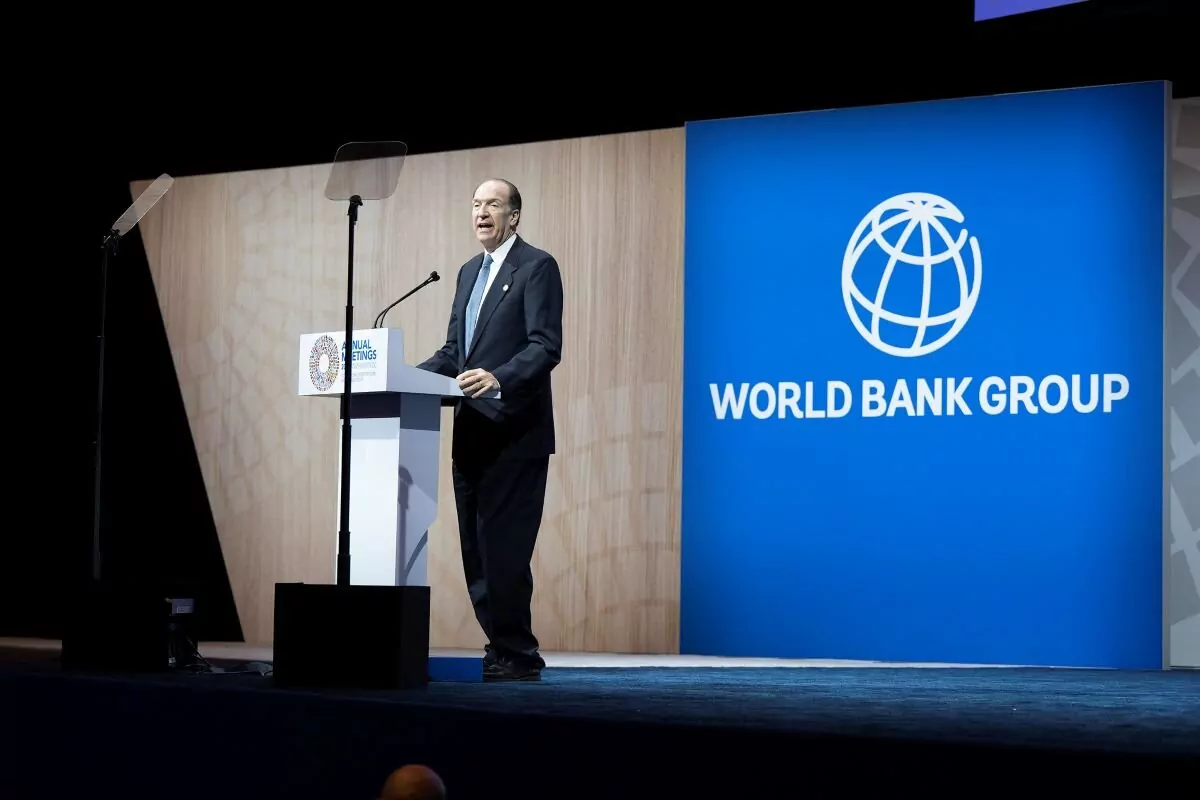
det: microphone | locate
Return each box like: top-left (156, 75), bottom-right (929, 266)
top-left (373, 271), bottom-right (440, 328)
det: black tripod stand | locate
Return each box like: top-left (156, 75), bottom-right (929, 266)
top-left (64, 176), bottom-right (180, 673)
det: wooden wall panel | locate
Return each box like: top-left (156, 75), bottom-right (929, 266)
top-left (134, 129), bottom-right (686, 651)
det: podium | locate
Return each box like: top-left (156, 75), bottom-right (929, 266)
top-left (273, 327), bottom-right (487, 689)
top-left (297, 326), bottom-right (466, 587)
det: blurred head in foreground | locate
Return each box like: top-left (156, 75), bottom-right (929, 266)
top-left (379, 764), bottom-right (446, 800)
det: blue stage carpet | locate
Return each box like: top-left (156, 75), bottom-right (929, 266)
top-left (2, 659), bottom-right (1196, 798)
top-left (409, 666), bottom-right (1200, 754)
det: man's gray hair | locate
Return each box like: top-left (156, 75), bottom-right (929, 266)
top-left (477, 178), bottom-right (522, 213)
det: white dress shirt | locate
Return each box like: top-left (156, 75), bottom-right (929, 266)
top-left (478, 231), bottom-right (518, 306)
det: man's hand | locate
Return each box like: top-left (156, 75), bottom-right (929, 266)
top-left (456, 368), bottom-right (499, 398)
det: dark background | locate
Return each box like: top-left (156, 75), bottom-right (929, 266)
top-left (4, 0), bottom-right (1188, 642)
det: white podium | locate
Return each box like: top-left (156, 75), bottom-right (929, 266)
top-left (297, 327), bottom-right (468, 588)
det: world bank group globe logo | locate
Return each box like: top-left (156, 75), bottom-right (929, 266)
top-left (308, 334), bottom-right (341, 391)
top-left (841, 192), bottom-right (983, 358)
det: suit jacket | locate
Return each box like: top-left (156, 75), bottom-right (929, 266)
top-left (418, 235), bottom-right (564, 463)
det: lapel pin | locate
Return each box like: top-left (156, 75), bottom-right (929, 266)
top-left (502, 284), bottom-right (509, 292)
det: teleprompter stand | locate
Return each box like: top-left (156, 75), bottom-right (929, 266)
top-left (270, 142), bottom-right (434, 691)
top-left (62, 175), bottom-right (197, 673)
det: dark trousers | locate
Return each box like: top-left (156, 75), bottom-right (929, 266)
top-left (452, 455), bottom-right (549, 666)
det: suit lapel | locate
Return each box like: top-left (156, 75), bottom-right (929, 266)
top-left (465, 237), bottom-right (522, 360)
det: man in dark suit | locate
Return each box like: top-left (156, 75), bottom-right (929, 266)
top-left (418, 178), bottom-right (564, 682)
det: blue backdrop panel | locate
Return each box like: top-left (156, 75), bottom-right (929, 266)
top-left (681, 81), bottom-right (1169, 669)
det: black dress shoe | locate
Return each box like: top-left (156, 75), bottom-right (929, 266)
top-left (483, 646), bottom-right (498, 667)
top-left (483, 659), bottom-right (542, 682)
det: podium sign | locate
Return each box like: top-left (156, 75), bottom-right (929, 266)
top-left (299, 327), bottom-right (404, 396)
top-left (297, 328), bottom-right (463, 588)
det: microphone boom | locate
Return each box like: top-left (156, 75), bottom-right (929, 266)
top-left (373, 270), bottom-right (440, 328)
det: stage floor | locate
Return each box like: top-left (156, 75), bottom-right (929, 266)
top-left (2, 637), bottom-right (1197, 798)
top-left (2, 636), bottom-right (1197, 756)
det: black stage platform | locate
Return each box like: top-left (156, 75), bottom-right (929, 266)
top-left (2, 653), bottom-right (1196, 798)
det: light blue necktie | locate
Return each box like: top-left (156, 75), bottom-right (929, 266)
top-left (464, 252), bottom-right (493, 350)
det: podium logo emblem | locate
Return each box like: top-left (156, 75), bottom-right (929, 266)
top-left (308, 334), bottom-right (341, 391)
top-left (841, 192), bottom-right (983, 358)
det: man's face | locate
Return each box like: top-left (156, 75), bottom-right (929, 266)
top-left (473, 180), bottom-right (518, 252)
